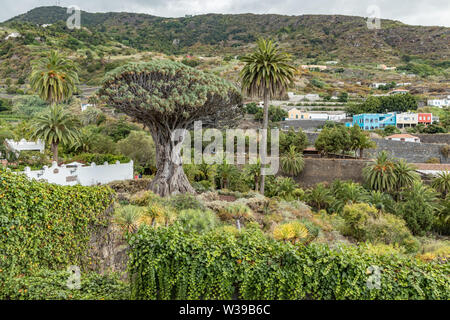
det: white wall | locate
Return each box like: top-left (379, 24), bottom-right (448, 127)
top-left (5, 139), bottom-right (45, 153)
top-left (20, 160), bottom-right (134, 186)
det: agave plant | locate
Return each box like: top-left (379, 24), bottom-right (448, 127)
top-left (273, 221), bottom-right (309, 244)
top-left (224, 204), bottom-right (253, 231)
top-left (113, 205), bottom-right (143, 234)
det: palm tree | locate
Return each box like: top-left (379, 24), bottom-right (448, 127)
top-left (363, 151), bottom-right (397, 193)
top-left (364, 190), bottom-right (395, 214)
top-left (393, 160), bottom-right (420, 197)
top-left (30, 51), bottom-right (79, 105)
top-left (244, 161), bottom-right (261, 191)
top-left (216, 160), bottom-right (239, 189)
top-left (31, 104), bottom-right (81, 162)
top-left (331, 182), bottom-right (367, 214)
top-left (274, 177), bottom-right (298, 200)
top-left (240, 38), bottom-right (296, 194)
top-left (280, 146), bottom-right (305, 177)
top-left (431, 171), bottom-right (450, 197)
top-left (306, 183), bottom-right (334, 212)
top-left (73, 128), bottom-right (93, 153)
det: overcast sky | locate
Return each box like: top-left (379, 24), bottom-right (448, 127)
top-left (1, 0), bottom-right (449, 27)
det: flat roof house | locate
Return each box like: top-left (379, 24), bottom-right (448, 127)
top-left (385, 134), bottom-right (420, 143)
top-left (396, 113), bottom-right (418, 128)
top-left (418, 113), bottom-right (433, 124)
top-left (427, 96), bottom-right (450, 108)
top-left (352, 113), bottom-right (396, 130)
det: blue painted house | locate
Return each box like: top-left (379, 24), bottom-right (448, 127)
top-left (352, 113), bottom-right (396, 130)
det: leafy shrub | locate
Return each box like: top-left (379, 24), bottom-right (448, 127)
top-left (130, 190), bottom-right (160, 206)
top-left (364, 214), bottom-right (419, 253)
top-left (1, 269), bottom-right (129, 300)
top-left (178, 209), bottom-right (220, 233)
top-left (128, 225), bottom-right (450, 300)
top-left (396, 182), bottom-right (440, 235)
top-left (0, 168), bottom-right (115, 280)
top-left (169, 193), bottom-right (206, 211)
top-left (72, 153), bottom-right (130, 165)
top-left (341, 203), bottom-right (376, 240)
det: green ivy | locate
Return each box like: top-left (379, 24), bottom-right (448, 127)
top-left (128, 225), bottom-right (450, 300)
top-left (0, 168), bottom-right (115, 286)
top-left (1, 269), bottom-right (129, 300)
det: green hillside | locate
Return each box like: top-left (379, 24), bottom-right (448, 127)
top-left (4, 6), bottom-right (450, 61)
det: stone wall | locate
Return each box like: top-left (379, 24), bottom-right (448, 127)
top-left (415, 134), bottom-right (450, 144)
top-left (295, 158), bottom-right (370, 187)
top-left (305, 132), bottom-right (319, 145)
top-left (304, 132), bottom-right (448, 163)
top-left (367, 139), bottom-right (449, 164)
top-left (87, 213), bottom-right (129, 278)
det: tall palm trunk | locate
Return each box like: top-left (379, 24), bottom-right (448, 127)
top-left (259, 87), bottom-right (269, 194)
top-left (51, 142), bottom-right (59, 163)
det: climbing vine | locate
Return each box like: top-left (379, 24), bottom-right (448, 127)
top-left (128, 225), bottom-right (450, 300)
top-left (0, 168), bottom-right (115, 286)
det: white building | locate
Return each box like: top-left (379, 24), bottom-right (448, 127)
top-left (20, 160), bottom-right (134, 186)
top-left (301, 65), bottom-right (327, 71)
top-left (389, 89), bottom-right (409, 95)
top-left (4, 32), bottom-right (21, 40)
top-left (385, 134), bottom-right (420, 143)
top-left (5, 139), bottom-right (45, 154)
top-left (427, 96), bottom-right (450, 108)
top-left (81, 103), bottom-right (93, 112)
top-left (370, 82), bottom-right (387, 89)
top-left (396, 113), bottom-right (418, 128)
top-left (305, 94), bottom-right (320, 101)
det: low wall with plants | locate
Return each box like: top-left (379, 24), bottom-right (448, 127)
top-left (128, 225), bottom-right (449, 300)
top-left (296, 158), bottom-right (370, 187)
top-left (0, 168), bottom-right (124, 298)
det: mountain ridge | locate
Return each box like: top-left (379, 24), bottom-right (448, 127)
top-left (3, 6), bottom-right (449, 61)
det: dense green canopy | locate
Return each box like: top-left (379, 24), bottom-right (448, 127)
top-left (99, 60), bottom-right (243, 130)
top-left (99, 60), bottom-right (243, 196)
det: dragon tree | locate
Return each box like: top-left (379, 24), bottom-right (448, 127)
top-left (99, 60), bottom-right (243, 196)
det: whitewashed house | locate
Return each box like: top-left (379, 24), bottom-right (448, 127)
top-left (370, 82), bottom-right (387, 89)
top-left (427, 96), bottom-right (450, 108)
top-left (5, 32), bottom-right (21, 40)
top-left (385, 134), bottom-right (420, 143)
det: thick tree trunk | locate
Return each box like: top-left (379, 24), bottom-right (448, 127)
top-left (148, 129), bottom-right (195, 197)
top-left (259, 88), bottom-right (269, 194)
top-left (52, 142), bottom-right (58, 163)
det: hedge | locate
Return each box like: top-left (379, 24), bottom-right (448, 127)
top-left (128, 225), bottom-right (450, 300)
top-left (1, 269), bottom-right (129, 300)
top-left (0, 168), bottom-right (115, 285)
